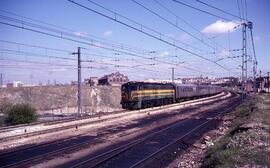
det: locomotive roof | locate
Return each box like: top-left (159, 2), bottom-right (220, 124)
top-left (173, 83), bottom-right (220, 88)
top-left (123, 82), bottom-right (220, 88)
top-left (123, 81), bottom-right (173, 85)
top-left (173, 83), bottom-right (197, 87)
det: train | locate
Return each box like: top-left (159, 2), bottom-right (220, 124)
top-left (120, 82), bottom-right (223, 110)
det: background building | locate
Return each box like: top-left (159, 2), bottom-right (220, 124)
top-left (98, 72), bottom-right (129, 86)
top-left (84, 77), bottom-right (98, 86)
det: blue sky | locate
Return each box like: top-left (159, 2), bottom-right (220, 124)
top-left (0, 0), bottom-right (269, 84)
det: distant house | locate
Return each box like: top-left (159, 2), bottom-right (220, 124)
top-left (256, 76), bottom-right (269, 93)
top-left (70, 81), bottom-right (78, 85)
top-left (6, 81), bottom-right (23, 88)
top-left (98, 72), bottom-right (129, 86)
top-left (84, 77), bottom-right (98, 86)
top-left (6, 83), bottom-right (13, 88)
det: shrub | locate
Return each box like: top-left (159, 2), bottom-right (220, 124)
top-left (5, 104), bottom-right (37, 125)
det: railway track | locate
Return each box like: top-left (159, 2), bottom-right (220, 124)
top-left (0, 91), bottom-right (239, 168)
top-left (0, 109), bottom-right (128, 139)
top-left (69, 92), bottom-right (240, 168)
top-left (0, 91), bottom-right (227, 143)
top-left (0, 91), bottom-right (230, 158)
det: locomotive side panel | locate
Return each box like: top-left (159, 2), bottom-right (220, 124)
top-left (121, 82), bottom-right (175, 110)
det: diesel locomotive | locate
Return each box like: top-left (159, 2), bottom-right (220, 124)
top-left (120, 82), bottom-right (222, 110)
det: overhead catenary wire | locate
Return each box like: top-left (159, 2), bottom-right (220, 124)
top-left (196, 0), bottom-right (247, 21)
top-left (67, 0), bottom-right (237, 76)
top-left (1, 58), bottom-right (77, 68)
top-left (240, 0), bottom-right (246, 21)
top-left (81, 0), bottom-right (214, 54)
top-left (132, 0), bottom-right (217, 51)
top-left (0, 46), bottom-right (176, 76)
top-left (171, 0), bottom-right (232, 21)
top-left (132, 0), bottom-right (241, 61)
top-left (2, 6), bottom-right (243, 78)
top-left (0, 14), bottom-right (156, 57)
top-left (0, 20), bottom-right (211, 75)
top-left (0, 1), bottom-right (245, 80)
top-left (0, 12), bottom-right (212, 74)
top-left (0, 38), bottom-right (202, 77)
top-left (0, 9), bottom-right (154, 55)
top-left (152, 0), bottom-right (230, 51)
top-left (244, 0), bottom-right (248, 21)
top-left (237, 0), bottom-right (243, 22)
top-left (0, 39), bottom-right (132, 60)
top-left (0, 39), bottom-right (71, 53)
top-left (0, 48), bottom-right (77, 61)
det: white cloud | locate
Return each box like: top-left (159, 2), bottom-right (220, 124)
top-left (51, 68), bottom-right (67, 72)
top-left (73, 31), bottom-right (88, 37)
top-left (202, 20), bottom-right (239, 34)
top-left (159, 51), bottom-right (170, 57)
top-left (103, 30), bottom-right (112, 37)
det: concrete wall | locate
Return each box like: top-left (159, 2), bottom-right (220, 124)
top-left (0, 85), bottom-right (122, 114)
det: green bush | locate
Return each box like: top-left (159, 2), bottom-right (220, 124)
top-left (5, 104), bottom-right (37, 125)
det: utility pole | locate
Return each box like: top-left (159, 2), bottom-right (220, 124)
top-left (267, 72), bottom-right (269, 96)
top-left (241, 22), bottom-right (247, 100)
top-left (0, 73), bottom-right (3, 86)
top-left (248, 21), bottom-right (257, 92)
top-left (72, 47), bottom-right (82, 117)
top-left (260, 70), bottom-right (262, 92)
top-left (172, 67), bottom-right (174, 83)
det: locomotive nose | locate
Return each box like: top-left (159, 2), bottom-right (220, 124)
top-left (121, 92), bottom-right (128, 100)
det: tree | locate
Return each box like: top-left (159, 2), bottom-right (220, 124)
top-left (5, 104), bottom-right (37, 125)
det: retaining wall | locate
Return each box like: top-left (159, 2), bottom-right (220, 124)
top-left (0, 85), bottom-right (122, 114)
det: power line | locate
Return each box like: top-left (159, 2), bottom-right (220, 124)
top-left (0, 7), bottom-right (237, 77)
top-left (0, 47), bottom-right (169, 75)
top-left (196, 0), bottom-right (246, 21)
top-left (0, 48), bottom-right (77, 61)
top-left (0, 14), bottom-right (155, 57)
top-left (1, 58), bottom-right (77, 68)
top-left (82, 0), bottom-right (213, 54)
top-left (240, 0), bottom-right (245, 21)
top-left (133, 0), bottom-right (240, 62)
top-left (132, 0), bottom-right (217, 50)
top-left (237, 0), bottom-right (243, 21)
top-left (0, 39), bottom-right (126, 60)
top-left (0, 13), bottom-right (207, 73)
top-left (172, 0), bottom-right (232, 21)
top-left (68, 0), bottom-right (235, 76)
top-left (0, 39), bottom-right (71, 53)
top-left (152, 0), bottom-right (229, 51)
top-left (244, 0), bottom-right (248, 21)
top-left (0, 20), bottom-right (210, 75)
top-left (0, 9), bottom-right (154, 55)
